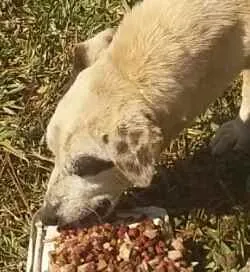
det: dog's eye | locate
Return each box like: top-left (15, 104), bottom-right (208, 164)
top-left (72, 155), bottom-right (114, 177)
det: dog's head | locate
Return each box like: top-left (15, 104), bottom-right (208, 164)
top-left (40, 28), bottom-right (163, 227)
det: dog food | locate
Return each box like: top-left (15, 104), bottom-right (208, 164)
top-left (49, 218), bottom-right (193, 272)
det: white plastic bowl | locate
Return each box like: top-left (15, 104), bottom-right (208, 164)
top-left (26, 206), bottom-right (169, 272)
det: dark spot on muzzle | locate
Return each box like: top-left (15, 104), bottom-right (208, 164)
top-left (116, 141), bottom-right (129, 154)
top-left (71, 155), bottom-right (114, 177)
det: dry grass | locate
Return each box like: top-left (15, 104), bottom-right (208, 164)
top-left (0, 0), bottom-right (249, 271)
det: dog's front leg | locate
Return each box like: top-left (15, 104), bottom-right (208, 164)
top-left (211, 70), bottom-right (250, 155)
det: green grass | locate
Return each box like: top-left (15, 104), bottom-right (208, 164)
top-left (0, 0), bottom-right (249, 271)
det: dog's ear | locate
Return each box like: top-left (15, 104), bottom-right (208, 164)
top-left (107, 109), bottom-right (163, 188)
top-left (72, 28), bottom-right (115, 78)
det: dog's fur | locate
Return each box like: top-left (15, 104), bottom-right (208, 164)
top-left (40, 0), bottom-right (250, 226)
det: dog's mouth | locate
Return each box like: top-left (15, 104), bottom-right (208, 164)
top-left (58, 199), bottom-right (113, 230)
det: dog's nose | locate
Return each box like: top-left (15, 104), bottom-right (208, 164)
top-left (95, 199), bottom-right (112, 217)
top-left (38, 202), bottom-right (58, 226)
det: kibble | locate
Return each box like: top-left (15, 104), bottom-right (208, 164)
top-left (49, 218), bottom-right (193, 272)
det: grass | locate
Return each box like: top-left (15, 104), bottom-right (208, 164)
top-left (0, 0), bottom-right (249, 271)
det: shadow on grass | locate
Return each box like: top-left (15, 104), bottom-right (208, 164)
top-left (119, 147), bottom-right (250, 212)
top-left (117, 147), bottom-right (250, 271)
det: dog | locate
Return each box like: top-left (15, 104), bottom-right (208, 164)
top-left (38, 0), bottom-right (250, 227)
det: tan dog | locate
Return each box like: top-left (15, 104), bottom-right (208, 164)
top-left (40, 0), bottom-right (250, 226)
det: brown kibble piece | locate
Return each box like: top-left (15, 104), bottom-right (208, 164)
top-left (143, 229), bottom-right (158, 240)
top-left (60, 264), bottom-right (77, 272)
top-left (119, 242), bottom-right (133, 261)
top-left (97, 259), bottom-right (107, 271)
top-left (168, 250), bottom-right (183, 261)
top-left (85, 253), bottom-right (95, 262)
top-left (128, 228), bottom-right (140, 238)
top-left (167, 261), bottom-right (180, 272)
top-left (77, 262), bottom-right (95, 272)
top-left (155, 261), bottom-right (168, 272)
top-left (155, 244), bottom-right (165, 255)
top-left (171, 238), bottom-right (185, 252)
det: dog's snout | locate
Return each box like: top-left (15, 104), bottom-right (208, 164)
top-left (39, 202), bottom-right (58, 226)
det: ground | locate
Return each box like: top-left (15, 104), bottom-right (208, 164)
top-left (0, 0), bottom-right (249, 271)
